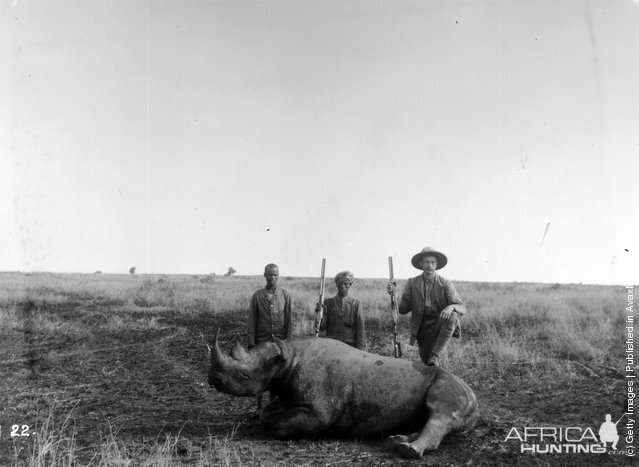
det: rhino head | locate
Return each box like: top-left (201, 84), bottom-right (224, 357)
top-left (208, 330), bottom-right (288, 397)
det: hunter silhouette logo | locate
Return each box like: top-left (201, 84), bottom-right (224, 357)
top-left (599, 414), bottom-right (621, 450)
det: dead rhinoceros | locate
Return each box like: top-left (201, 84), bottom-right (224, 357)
top-left (208, 332), bottom-right (479, 459)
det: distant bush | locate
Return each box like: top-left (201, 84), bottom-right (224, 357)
top-left (201, 273), bottom-right (216, 285)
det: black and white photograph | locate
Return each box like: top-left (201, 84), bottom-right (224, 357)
top-left (1, 0), bottom-right (637, 465)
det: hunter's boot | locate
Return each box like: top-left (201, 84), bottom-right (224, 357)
top-left (427, 315), bottom-right (458, 366)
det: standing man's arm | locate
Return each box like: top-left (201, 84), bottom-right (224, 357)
top-left (284, 291), bottom-right (293, 339)
top-left (398, 278), bottom-right (413, 315)
top-left (354, 301), bottom-right (366, 350)
top-left (247, 293), bottom-right (258, 348)
top-left (319, 299), bottom-right (329, 332)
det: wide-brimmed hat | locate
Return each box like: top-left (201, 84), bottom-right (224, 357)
top-left (411, 247), bottom-right (448, 270)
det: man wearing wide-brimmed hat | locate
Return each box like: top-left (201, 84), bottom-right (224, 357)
top-left (387, 247), bottom-right (465, 367)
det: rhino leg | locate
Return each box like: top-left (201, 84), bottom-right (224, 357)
top-left (260, 399), bottom-right (329, 439)
top-left (396, 414), bottom-right (451, 458)
top-left (396, 372), bottom-right (478, 459)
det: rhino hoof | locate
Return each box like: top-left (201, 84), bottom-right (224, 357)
top-left (397, 442), bottom-right (422, 459)
top-left (386, 435), bottom-right (407, 449)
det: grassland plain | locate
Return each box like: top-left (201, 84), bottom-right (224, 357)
top-left (0, 272), bottom-right (634, 466)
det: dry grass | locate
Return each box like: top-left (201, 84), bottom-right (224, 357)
top-left (22, 403), bottom-right (78, 467)
top-left (0, 304), bottom-right (21, 329)
top-left (2, 272), bottom-right (620, 371)
top-left (12, 404), bottom-right (250, 467)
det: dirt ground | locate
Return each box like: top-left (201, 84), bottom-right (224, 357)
top-left (0, 299), bottom-right (633, 466)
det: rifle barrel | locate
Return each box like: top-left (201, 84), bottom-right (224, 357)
top-left (615, 413), bottom-right (627, 425)
top-left (389, 256), bottom-right (401, 358)
top-left (315, 258), bottom-right (326, 338)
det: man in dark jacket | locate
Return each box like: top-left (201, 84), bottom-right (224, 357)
top-left (247, 263), bottom-right (292, 412)
top-left (248, 263), bottom-right (292, 348)
top-left (387, 247), bottom-right (465, 367)
top-left (319, 271), bottom-right (367, 350)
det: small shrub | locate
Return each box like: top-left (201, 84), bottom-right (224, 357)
top-left (200, 273), bottom-right (216, 285)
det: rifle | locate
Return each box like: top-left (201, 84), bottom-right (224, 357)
top-left (614, 413), bottom-right (627, 425)
top-left (388, 256), bottom-right (402, 358)
top-left (315, 258), bottom-right (326, 337)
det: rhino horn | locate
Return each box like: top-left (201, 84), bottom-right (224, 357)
top-left (211, 329), bottom-right (233, 369)
top-left (230, 339), bottom-right (249, 361)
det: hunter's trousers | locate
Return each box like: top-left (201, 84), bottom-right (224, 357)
top-left (416, 312), bottom-right (459, 365)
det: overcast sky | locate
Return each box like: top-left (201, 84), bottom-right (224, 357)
top-left (1, 0), bottom-right (637, 285)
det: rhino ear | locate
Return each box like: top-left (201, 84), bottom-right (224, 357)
top-left (272, 337), bottom-right (289, 362)
top-left (267, 353), bottom-right (286, 370)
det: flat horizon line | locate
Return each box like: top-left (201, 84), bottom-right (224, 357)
top-left (0, 270), bottom-right (626, 288)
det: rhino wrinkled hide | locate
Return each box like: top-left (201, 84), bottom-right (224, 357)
top-left (209, 332), bottom-right (479, 459)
